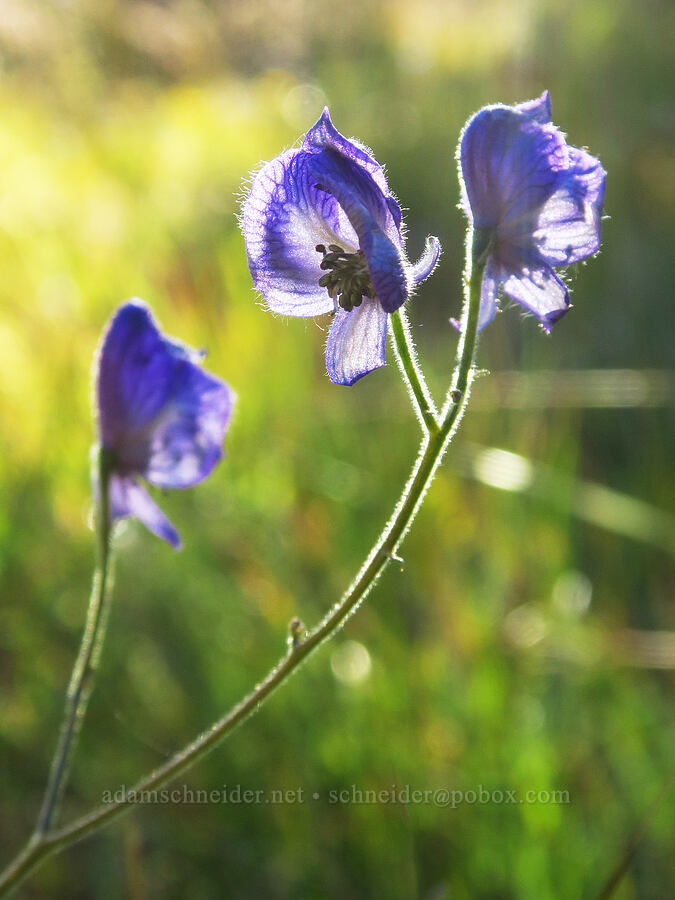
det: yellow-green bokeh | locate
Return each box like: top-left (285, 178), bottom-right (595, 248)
top-left (0, 1), bottom-right (672, 898)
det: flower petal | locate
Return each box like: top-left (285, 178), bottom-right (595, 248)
top-left (515, 91), bottom-right (552, 124)
top-left (109, 474), bottom-right (181, 548)
top-left (325, 297), bottom-right (388, 385)
top-left (501, 263), bottom-right (570, 332)
top-left (242, 149), bottom-right (358, 316)
top-left (410, 235), bottom-right (441, 285)
top-left (97, 300), bottom-right (234, 486)
top-left (143, 364), bottom-right (235, 488)
top-left (307, 150), bottom-right (408, 313)
top-left (303, 108), bottom-right (403, 232)
top-left (531, 147), bottom-right (607, 265)
top-left (459, 105), bottom-right (567, 231)
top-left (98, 300), bottom-right (180, 447)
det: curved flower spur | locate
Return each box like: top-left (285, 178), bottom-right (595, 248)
top-left (95, 299), bottom-right (235, 547)
top-left (242, 108), bottom-right (441, 385)
top-left (457, 91), bottom-right (606, 332)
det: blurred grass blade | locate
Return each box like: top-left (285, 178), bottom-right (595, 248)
top-left (457, 443), bottom-right (675, 554)
top-left (471, 369), bottom-right (674, 409)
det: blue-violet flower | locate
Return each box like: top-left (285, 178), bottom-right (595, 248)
top-left (458, 91), bottom-right (606, 331)
top-left (95, 299), bottom-right (235, 548)
top-left (242, 108), bottom-right (441, 385)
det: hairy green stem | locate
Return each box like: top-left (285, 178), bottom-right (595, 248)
top-left (442, 229), bottom-right (486, 419)
top-left (390, 306), bottom-right (439, 432)
top-left (34, 448), bottom-right (115, 836)
top-left (0, 239), bottom-right (485, 898)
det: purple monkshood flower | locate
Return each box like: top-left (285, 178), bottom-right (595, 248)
top-left (458, 91), bottom-right (606, 332)
top-left (242, 108), bottom-right (441, 386)
top-left (95, 299), bottom-right (235, 548)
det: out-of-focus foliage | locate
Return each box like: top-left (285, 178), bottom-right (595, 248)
top-left (0, 1), bottom-right (672, 898)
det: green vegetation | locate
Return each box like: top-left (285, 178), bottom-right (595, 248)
top-left (0, 1), bottom-right (672, 897)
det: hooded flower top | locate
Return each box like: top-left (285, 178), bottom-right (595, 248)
top-left (458, 91), bottom-right (606, 331)
top-left (95, 299), bottom-right (235, 548)
top-left (242, 108), bottom-right (441, 385)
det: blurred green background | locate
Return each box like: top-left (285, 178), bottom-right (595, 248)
top-left (0, 0), bottom-right (673, 897)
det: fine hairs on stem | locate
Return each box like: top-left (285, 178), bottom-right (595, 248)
top-left (390, 306), bottom-right (439, 433)
top-left (35, 448), bottom-right (115, 836)
top-left (0, 236), bottom-right (483, 899)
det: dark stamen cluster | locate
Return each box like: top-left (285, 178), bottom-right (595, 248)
top-left (316, 244), bottom-right (375, 312)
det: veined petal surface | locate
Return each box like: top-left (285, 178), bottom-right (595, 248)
top-left (243, 149), bottom-right (358, 316)
top-left (325, 297), bottom-right (388, 385)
